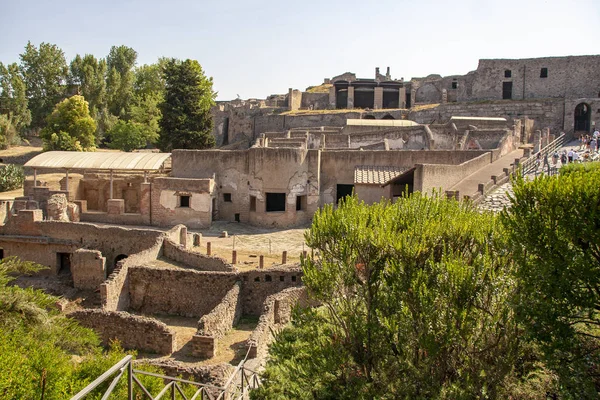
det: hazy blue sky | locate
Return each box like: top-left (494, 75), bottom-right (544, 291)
top-left (1, 0), bottom-right (598, 100)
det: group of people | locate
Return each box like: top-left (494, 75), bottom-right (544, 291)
top-left (579, 129), bottom-right (600, 153)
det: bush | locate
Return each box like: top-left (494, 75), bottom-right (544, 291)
top-left (560, 161), bottom-right (600, 175)
top-left (0, 114), bottom-right (19, 150)
top-left (0, 164), bottom-right (24, 192)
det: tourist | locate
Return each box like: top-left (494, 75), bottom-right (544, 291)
top-left (573, 151), bottom-right (580, 163)
top-left (568, 149), bottom-right (574, 163)
top-left (552, 151), bottom-right (559, 166)
top-left (561, 150), bottom-right (567, 165)
top-left (590, 138), bottom-right (597, 154)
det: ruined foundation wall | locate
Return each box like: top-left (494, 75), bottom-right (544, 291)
top-left (101, 236), bottom-right (164, 311)
top-left (247, 287), bottom-right (308, 359)
top-left (70, 310), bottom-right (175, 355)
top-left (163, 239), bottom-right (235, 272)
top-left (128, 267), bottom-right (238, 318)
top-left (197, 282), bottom-right (242, 337)
top-left (416, 151), bottom-right (493, 193)
top-left (240, 268), bottom-right (304, 316)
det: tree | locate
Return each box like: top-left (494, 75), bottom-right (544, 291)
top-left (158, 59), bottom-right (216, 151)
top-left (0, 62), bottom-right (31, 132)
top-left (19, 41), bottom-right (68, 129)
top-left (40, 95), bottom-right (96, 151)
top-left (0, 114), bottom-right (19, 149)
top-left (255, 195), bottom-right (520, 399)
top-left (68, 54), bottom-right (107, 119)
top-left (501, 167), bottom-right (600, 397)
top-left (106, 45), bottom-right (137, 118)
top-left (106, 119), bottom-right (156, 152)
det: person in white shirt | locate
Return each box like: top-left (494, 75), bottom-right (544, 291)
top-left (573, 151), bottom-right (580, 163)
top-left (568, 149), bottom-right (574, 163)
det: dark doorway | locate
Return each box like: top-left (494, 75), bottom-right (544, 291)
top-left (405, 92), bottom-right (411, 108)
top-left (115, 254), bottom-right (128, 265)
top-left (57, 252), bottom-right (71, 275)
top-left (0, 249), bottom-right (4, 260)
top-left (390, 169), bottom-right (415, 198)
top-left (354, 88), bottom-right (375, 109)
top-left (266, 193), bottom-right (286, 212)
top-left (382, 90), bottom-right (399, 108)
top-left (336, 184), bottom-right (354, 204)
top-left (363, 115), bottom-right (376, 120)
top-left (382, 114), bottom-right (395, 120)
top-left (336, 89), bottom-right (348, 109)
top-left (234, 213), bottom-right (240, 222)
top-left (502, 81), bottom-right (513, 100)
top-left (574, 103), bottom-right (591, 132)
top-left (222, 117), bottom-right (229, 146)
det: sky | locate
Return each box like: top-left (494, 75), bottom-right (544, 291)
top-left (1, 0), bottom-right (598, 101)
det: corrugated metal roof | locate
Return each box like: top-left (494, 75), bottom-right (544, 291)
top-left (346, 119), bottom-right (419, 127)
top-left (24, 151), bottom-right (171, 171)
top-left (354, 165), bottom-right (409, 185)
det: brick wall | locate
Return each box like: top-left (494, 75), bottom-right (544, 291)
top-left (70, 309), bottom-right (176, 355)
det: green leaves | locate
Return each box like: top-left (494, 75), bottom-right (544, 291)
top-left (40, 95), bottom-right (97, 151)
top-left (0, 164), bottom-right (25, 192)
top-left (158, 58), bottom-right (216, 151)
top-left (259, 195), bottom-right (519, 399)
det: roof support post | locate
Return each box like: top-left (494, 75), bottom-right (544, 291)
top-left (144, 170), bottom-right (148, 183)
top-left (110, 170), bottom-right (114, 200)
top-left (65, 169), bottom-right (69, 193)
top-left (33, 168), bottom-right (37, 187)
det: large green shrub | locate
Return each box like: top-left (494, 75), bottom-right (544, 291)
top-left (0, 164), bottom-right (24, 192)
top-left (502, 169), bottom-right (600, 397)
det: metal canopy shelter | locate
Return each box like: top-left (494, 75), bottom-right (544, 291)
top-left (24, 151), bottom-right (171, 199)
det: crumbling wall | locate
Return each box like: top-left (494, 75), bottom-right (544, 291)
top-left (128, 266), bottom-right (238, 317)
top-left (415, 151), bottom-right (493, 193)
top-left (162, 239), bottom-right (235, 272)
top-left (247, 287), bottom-right (308, 359)
top-left (70, 310), bottom-right (176, 355)
top-left (240, 268), bottom-right (303, 316)
top-left (72, 249), bottom-right (106, 290)
top-left (192, 282), bottom-right (243, 358)
top-left (151, 177), bottom-right (214, 229)
top-left (101, 235), bottom-right (163, 311)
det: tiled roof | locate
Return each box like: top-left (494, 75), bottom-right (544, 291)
top-left (354, 165), bottom-right (409, 185)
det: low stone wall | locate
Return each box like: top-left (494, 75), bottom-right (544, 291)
top-left (128, 266), bottom-right (238, 317)
top-left (240, 267), bottom-right (304, 316)
top-left (416, 151), bottom-right (493, 193)
top-left (70, 309), bottom-right (176, 355)
top-left (101, 236), bottom-right (163, 311)
top-left (198, 282), bottom-right (242, 337)
top-left (163, 239), bottom-right (235, 272)
top-left (191, 282), bottom-right (243, 358)
top-left (247, 287), bottom-right (308, 359)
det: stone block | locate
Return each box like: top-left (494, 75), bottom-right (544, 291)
top-left (107, 199), bottom-right (125, 215)
top-left (191, 335), bottom-right (217, 358)
top-left (74, 200), bottom-right (87, 213)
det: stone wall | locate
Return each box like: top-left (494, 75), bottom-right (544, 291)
top-left (71, 249), bottom-right (106, 290)
top-left (409, 99), bottom-right (565, 134)
top-left (240, 267), bottom-right (303, 316)
top-left (101, 235), bottom-right (163, 311)
top-left (128, 266), bottom-right (238, 317)
top-left (247, 287), bottom-right (308, 359)
top-left (415, 152), bottom-right (494, 193)
top-left (191, 282), bottom-right (243, 358)
top-left (162, 239), bottom-right (235, 272)
top-left (151, 177), bottom-right (214, 229)
top-left (70, 310), bottom-right (175, 355)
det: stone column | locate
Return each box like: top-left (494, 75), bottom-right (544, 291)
top-left (441, 89), bottom-right (448, 104)
top-left (411, 89), bottom-right (417, 105)
top-left (374, 87), bottom-right (383, 109)
top-left (328, 86), bottom-right (336, 109)
top-left (399, 87), bottom-right (406, 109)
top-left (347, 86), bottom-right (354, 109)
top-left (139, 182), bottom-right (151, 217)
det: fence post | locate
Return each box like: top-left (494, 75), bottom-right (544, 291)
top-left (128, 360), bottom-right (133, 400)
top-left (282, 251), bottom-right (287, 264)
top-left (232, 250), bottom-right (237, 264)
top-left (207, 242), bottom-right (211, 256)
top-left (259, 255), bottom-right (264, 269)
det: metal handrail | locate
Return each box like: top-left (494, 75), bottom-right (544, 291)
top-left (70, 351), bottom-right (261, 400)
top-left (520, 133), bottom-right (566, 175)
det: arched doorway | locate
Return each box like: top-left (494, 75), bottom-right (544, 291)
top-left (574, 103), bottom-right (591, 132)
top-left (363, 115), bottom-right (376, 120)
top-left (381, 114), bottom-right (395, 120)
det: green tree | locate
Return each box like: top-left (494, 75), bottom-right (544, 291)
top-left (0, 62), bottom-right (31, 132)
top-left (40, 95), bottom-right (96, 151)
top-left (106, 45), bottom-right (137, 118)
top-left (255, 195), bottom-right (520, 399)
top-left (68, 54), bottom-right (107, 119)
top-left (19, 41), bottom-right (68, 129)
top-left (502, 168), bottom-right (600, 397)
top-left (158, 58), bottom-right (215, 151)
top-left (0, 114), bottom-right (19, 149)
top-left (106, 119), bottom-right (156, 152)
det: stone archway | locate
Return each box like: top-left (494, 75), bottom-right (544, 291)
top-left (574, 103), bottom-right (591, 132)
